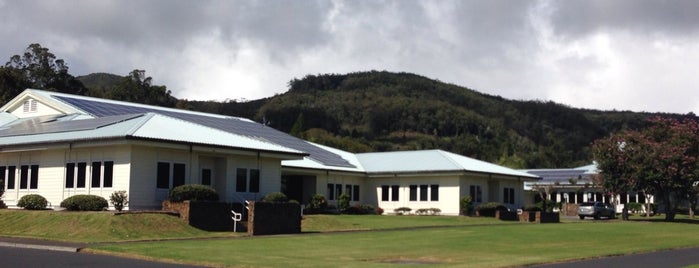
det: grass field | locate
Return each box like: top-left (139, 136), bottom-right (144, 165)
top-left (91, 219), bottom-right (699, 267)
top-left (3, 209), bottom-right (699, 267)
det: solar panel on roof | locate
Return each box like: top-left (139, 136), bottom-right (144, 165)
top-left (0, 114), bottom-right (143, 137)
top-left (54, 95), bottom-right (355, 168)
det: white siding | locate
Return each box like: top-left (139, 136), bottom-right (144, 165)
top-left (1, 145), bottom-right (131, 209)
top-left (370, 175), bottom-right (462, 216)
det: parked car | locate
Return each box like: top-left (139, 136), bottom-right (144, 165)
top-left (577, 202), bottom-right (616, 219)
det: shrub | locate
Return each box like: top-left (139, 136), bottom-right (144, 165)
top-left (394, 207), bottom-right (412, 215)
top-left (261, 192), bottom-right (288, 203)
top-left (304, 194), bottom-right (328, 214)
top-left (338, 193), bottom-right (351, 212)
top-left (17, 194), bottom-right (48, 210)
top-left (627, 202), bottom-right (643, 213)
top-left (475, 202), bottom-right (508, 217)
top-left (535, 201), bottom-right (561, 213)
top-left (415, 208), bottom-right (442, 215)
top-left (460, 195), bottom-right (473, 216)
top-left (60, 195), bottom-right (108, 211)
top-left (168, 184), bottom-right (219, 202)
top-left (376, 207), bottom-right (384, 215)
top-left (344, 204), bottom-right (377, 215)
top-left (109, 190), bottom-right (129, 211)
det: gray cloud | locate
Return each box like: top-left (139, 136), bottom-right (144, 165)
top-left (0, 0), bottom-right (698, 113)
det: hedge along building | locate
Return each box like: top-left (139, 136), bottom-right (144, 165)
top-left (0, 89), bottom-right (539, 214)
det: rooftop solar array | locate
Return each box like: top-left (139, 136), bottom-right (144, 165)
top-left (0, 113), bottom-right (143, 137)
top-left (54, 95), bottom-right (354, 168)
top-left (524, 169), bottom-right (593, 183)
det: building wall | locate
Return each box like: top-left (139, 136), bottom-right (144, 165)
top-left (1, 143), bottom-right (131, 209)
top-left (314, 172), bottom-right (366, 207)
top-left (369, 175), bottom-right (462, 216)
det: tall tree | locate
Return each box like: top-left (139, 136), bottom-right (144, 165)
top-left (1, 43), bottom-right (87, 100)
top-left (107, 70), bottom-right (176, 107)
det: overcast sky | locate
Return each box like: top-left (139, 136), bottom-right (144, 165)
top-left (1, 0), bottom-right (698, 114)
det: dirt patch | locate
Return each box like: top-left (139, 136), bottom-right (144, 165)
top-left (377, 258), bottom-right (443, 265)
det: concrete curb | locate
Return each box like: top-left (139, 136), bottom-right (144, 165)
top-left (0, 241), bottom-right (80, 252)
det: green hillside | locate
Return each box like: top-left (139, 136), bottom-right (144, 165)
top-left (81, 70), bottom-right (693, 169)
top-left (242, 71), bottom-right (683, 168)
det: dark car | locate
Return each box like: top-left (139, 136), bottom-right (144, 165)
top-left (577, 202), bottom-right (616, 219)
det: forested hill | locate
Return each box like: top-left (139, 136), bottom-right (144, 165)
top-left (177, 71), bottom-right (693, 169)
top-left (77, 70), bottom-right (692, 169)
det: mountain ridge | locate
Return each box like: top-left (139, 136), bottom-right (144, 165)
top-left (79, 70), bottom-right (693, 169)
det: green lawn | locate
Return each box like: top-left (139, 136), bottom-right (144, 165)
top-left (4, 209), bottom-right (699, 267)
top-left (93, 218), bottom-right (699, 267)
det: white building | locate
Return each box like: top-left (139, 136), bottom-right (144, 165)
top-left (0, 89), bottom-right (539, 215)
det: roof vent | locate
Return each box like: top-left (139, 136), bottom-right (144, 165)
top-left (22, 99), bottom-right (38, 113)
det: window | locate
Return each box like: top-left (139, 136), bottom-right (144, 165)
top-left (353, 185), bottom-right (360, 201)
top-left (7, 166), bottom-right (15, 190)
top-left (409, 185), bottom-right (418, 201)
top-left (91, 162), bottom-right (102, 188)
top-left (65, 163), bottom-right (75, 188)
top-left (156, 162), bottom-right (170, 189)
top-left (381, 185), bottom-right (389, 201)
top-left (503, 187), bottom-right (515, 204)
top-left (335, 184), bottom-right (342, 199)
top-left (173, 163), bottom-right (186, 187)
top-left (0, 166), bottom-right (5, 190)
top-left (470, 185), bottom-right (482, 203)
top-left (419, 185), bottom-right (428, 201)
top-left (328, 183), bottom-right (335, 200)
top-left (76, 162), bottom-right (87, 188)
top-left (201, 169), bottom-right (212, 186)
top-left (391, 185), bottom-right (399, 201)
top-left (30, 165), bottom-right (38, 189)
top-left (103, 161), bottom-right (114, 188)
top-left (236, 168), bottom-right (247, 192)
top-left (249, 169), bottom-right (260, 193)
top-left (430, 184), bottom-right (439, 201)
top-left (19, 165), bottom-right (28, 189)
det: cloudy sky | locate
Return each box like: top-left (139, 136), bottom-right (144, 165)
top-left (1, 0), bottom-right (698, 114)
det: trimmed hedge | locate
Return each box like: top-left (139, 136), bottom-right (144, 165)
top-left (18, 194), bottom-right (48, 210)
top-left (169, 184), bottom-right (219, 202)
top-left (60, 195), bottom-right (108, 211)
top-left (261, 192), bottom-right (288, 203)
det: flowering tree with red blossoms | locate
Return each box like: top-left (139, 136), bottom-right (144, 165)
top-left (592, 117), bottom-right (699, 221)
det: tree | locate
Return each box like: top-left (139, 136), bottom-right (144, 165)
top-left (1, 43), bottom-right (87, 100)
top-left (591, 132), bottom-right (636, 220)
top-left (107, 70), bottom-right (176, 107)
top-left (593, 117), bottom-right (699, 221)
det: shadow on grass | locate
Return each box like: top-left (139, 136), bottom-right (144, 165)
top-left (629, 216), bottom-right (699, 224)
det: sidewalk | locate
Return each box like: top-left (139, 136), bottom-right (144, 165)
top-left (0, 236), bottom-right (86, 252)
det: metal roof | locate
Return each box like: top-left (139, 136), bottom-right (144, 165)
top-left (0, 111), bottom-right (305, 155)
top-left (355, 150), bottom-right (539, 179)
top-left (47, 91), bottom-right (353, 167)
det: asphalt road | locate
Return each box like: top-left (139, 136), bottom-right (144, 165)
top-left (0, 247), bottom-right (204, 268)
top-left (533, 247), bottom-right (699, 268)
